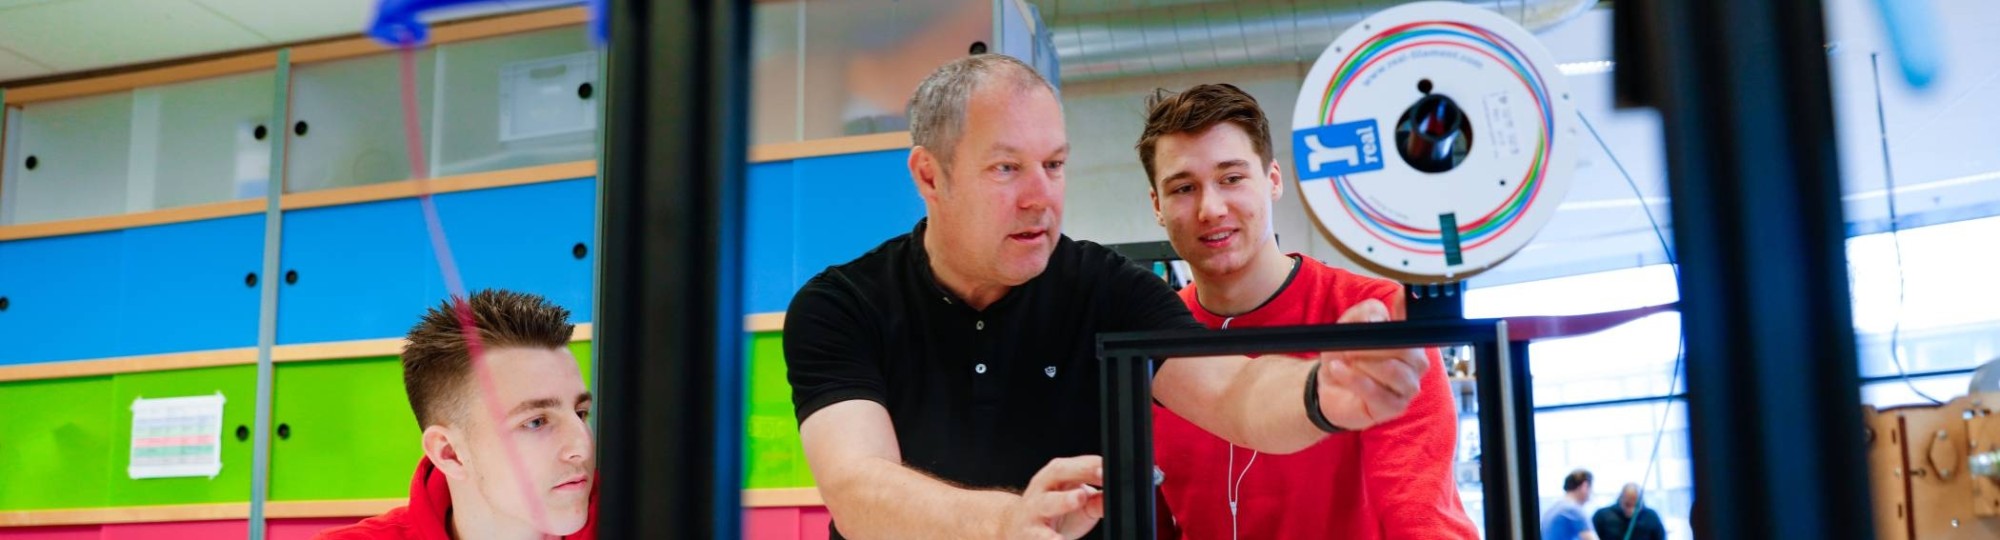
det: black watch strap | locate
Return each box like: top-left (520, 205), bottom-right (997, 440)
top-left (1304, 367), bottom-right (1346, 433)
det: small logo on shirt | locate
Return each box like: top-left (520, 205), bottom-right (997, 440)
top-left (1044, 366), bottom-right (1058, 378)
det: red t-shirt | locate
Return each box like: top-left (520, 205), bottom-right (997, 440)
top-left (1153, 255), bottom-right (1477, 539)
top-left (314, 456), bottom-right (598, 540)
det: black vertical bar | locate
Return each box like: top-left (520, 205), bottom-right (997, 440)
top-left (597, 0), bottom-right (748, 537)
top-left (1641, 0), bottom-right (1874, 537)
top-left (1100, 356), bottom-right (1156, 540)
top-left (1505, 339), bottom-right (1540, 540)
top-left (1472, 340), bottom-right (1521, 540)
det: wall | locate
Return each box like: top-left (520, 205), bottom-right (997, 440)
top-left (1060, 62), bottom-right (1362, 272)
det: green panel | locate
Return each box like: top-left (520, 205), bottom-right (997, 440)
top-left (108, 365), bottom-right (257, 505)
top-left (743, 331), bottom-right (814, 489)
top-left (268, 343), bottom-right (591, 501)
top-left (271, 357), bottom-right (422, 500)
top-left (569, 340), bottom-right (593, 387)
top-left (0, 376), bottom-right (115, 510)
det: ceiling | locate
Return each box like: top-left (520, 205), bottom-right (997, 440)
top-left (0, 0), bottom-right (575, 85)
top-left (1033, 0), bottom-right (1594, 82)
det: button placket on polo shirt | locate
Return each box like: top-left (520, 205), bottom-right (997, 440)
top-left (968, 313), bottom-right (1008, 454)
top-left (971, 317), bottom-right (998, 392)
top-left (973, 318), bottom-right (987, 374)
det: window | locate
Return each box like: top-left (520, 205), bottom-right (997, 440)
top-left (1847, 214), bottom-right (2000, 407)
top-left (1462, 263), bottom-right (1691, 538)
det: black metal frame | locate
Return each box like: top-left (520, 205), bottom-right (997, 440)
top-left (1096, 319), bottom-right (1539, 540)
top-left (588, 0), bottom-right (1871, 536)
top-left (1618, 0), bottom-right (1875, 537)
top-left (1404, 281), bottom-right (1467, 321)
top-left (1104, 241), bottom-right (1182, 264)
top-left (595, 0), bottom-right (749, 537)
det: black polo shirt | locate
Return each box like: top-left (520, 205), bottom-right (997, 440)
top-left (784, 220), bottom-right (1203, 535)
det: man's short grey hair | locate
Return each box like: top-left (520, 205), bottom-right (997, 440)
top-left (906, 54), bottom-right (1057, 171)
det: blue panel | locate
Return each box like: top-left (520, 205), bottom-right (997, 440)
top-left (119, 215), bottom-right (265, 355)
top-left (430, 178), bottom-right (596, 322)
top-left (0, 232), bottom-right (126, 364)
top-left (791, 149), bottom-right (921, 290)
top-left (999, 0), bottom-right (1033, 60)
top-left (745, 161), bottom-right (795, 314)
top-left (278, 199), bottom-right (433, 344)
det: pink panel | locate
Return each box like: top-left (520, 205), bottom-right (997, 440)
top-left (798, 506), bottom-right (832, 540)
top-left (269, 517), bottom-right (366, 540)
top-left (0, 525), bottom-right (100, 540)
top-left (745, 507), bottom-right (801, 540)
top-left (100, 520), bottom-right (244, 540)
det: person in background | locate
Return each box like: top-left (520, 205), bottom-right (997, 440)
top-left (317, 289), bottom-right (596, 540)
top-left (1592, 483), bottom-right (1666, 540)
top-left (1542, 469), bottom-right (1599, 540)
top-left (1135, 83), bottom-right (1476, 540)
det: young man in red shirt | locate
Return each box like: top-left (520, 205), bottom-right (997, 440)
top-left (1137, 84), bottom-right (1477, 539)
top-left (317, 289), bottom-right (597, 540)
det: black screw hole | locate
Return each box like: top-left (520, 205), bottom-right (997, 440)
top-left (284, 270), bottom-right (298, 285)
top-left (1499, 179), bottom-right (1508, 186)
top-left (245, 272), bottom-right (259, 287)
top-left (276, 423), bottom-right (291, 440)
top-left (253, 125), bottom-right (268, 141)
top-left (577, 82), bottom-right (594, 100)
top-left (293, 121), bottom-right (309, 137)
top-left (24, 155), bottom-right (38, 170)
top-left (1402, 260), bottom-right (1410, 266)
top-left (969, 41), bottom-right (988, 55)
top-left (1417, 79), bottom-right (1433, 94)
top-left (1366, 246), bottom-right (1375, 253)
top-left (235, 425), bottom-right (249, 442)
top-left (572, 242), bottom-right (588, 260)
top-left (0, 296), bottom-right (9, 311)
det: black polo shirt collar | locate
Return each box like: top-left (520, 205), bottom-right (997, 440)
top-left (909, 218), bottom-right (1028, 314)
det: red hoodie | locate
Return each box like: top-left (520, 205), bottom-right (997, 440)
top-left (314, 457), bottom-right (597, 540)
top-left (1153, 255), bottom-right (1478, 539)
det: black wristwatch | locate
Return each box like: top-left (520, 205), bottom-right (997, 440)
top-left (1304, 368), bottom-right (1347, 433)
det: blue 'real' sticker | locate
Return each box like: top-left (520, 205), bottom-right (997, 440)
top-left (1292, 120), bottom-right (1385, 182)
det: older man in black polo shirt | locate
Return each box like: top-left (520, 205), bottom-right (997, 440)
top-left (783, 54), bottom-right (1431, 539)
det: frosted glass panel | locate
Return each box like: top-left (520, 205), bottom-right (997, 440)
top-left (798, 0), bottom-right (993, 139)
top-left (287, 50), bottom-right (437, 192)
top-left (432, 27), bottom-right (598, 176)
top-left (136, 71), bottom-right (276, 210)
top-left (751, 0), bottom-right (803, 144)
top-left (2, 92), bottom-right (133, 225)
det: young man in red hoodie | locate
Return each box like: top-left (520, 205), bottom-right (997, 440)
top-left (1137, 84), bottom-right (1477, 539)
top-left (317, 289), bottom-right (597, 540)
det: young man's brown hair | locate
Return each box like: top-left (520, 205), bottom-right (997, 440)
top-left (1563, 469), bottom-right (1594, 492)
top-left (402, 289), bottom-right (575, 429)
top-left (1134, 83), bottom-right (1277, 188)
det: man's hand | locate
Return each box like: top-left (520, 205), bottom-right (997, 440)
top-left (998, 456), bottom-right (1105, 540)
top-left (1314, 299), bottom-right (1430, 430)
